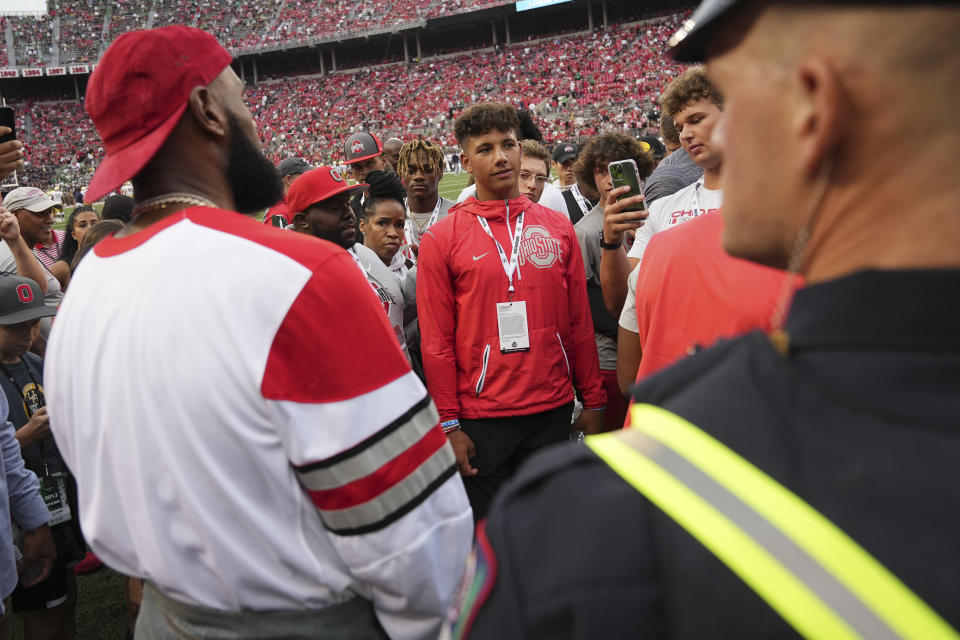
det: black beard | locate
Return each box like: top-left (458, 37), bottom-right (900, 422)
top-left (225, 116), bottom-right (283, 214)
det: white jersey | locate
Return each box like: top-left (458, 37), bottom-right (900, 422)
top-left (351, 243), bottom-right (408, 353)
top-left (627, 179), bottom-right (722, 260)
top-left (46, 207), bottom-right (471, 640)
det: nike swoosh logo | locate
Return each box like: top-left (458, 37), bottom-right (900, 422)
top-left (472, 252), bottom-right (490, 261)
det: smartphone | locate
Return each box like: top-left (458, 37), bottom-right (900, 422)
top-left (0, 106), bottom-right (15, 144)
top-left (609, 159), bottom-right (644, 212)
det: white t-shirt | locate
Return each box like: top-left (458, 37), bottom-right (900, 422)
top-left (45, 208), bottom-right (471, 639)
top-left (619, 263), bottom-right (642, 333)
top-left (627, 179), bottom-right (722, 261)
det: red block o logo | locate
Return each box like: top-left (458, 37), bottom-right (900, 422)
top-left (16, 284), bottom-right (33, 303)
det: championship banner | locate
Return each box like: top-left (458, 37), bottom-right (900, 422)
top-left (22, 68), bottom-right (43, 77)
top-left (0, 69), bottom-right (18, 78)
top-left (46, 66), bottom-right (66, 76)
top-left (68, 64), bottom-right (89, 74)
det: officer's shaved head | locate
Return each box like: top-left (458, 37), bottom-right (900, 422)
top-left (702, 3), bottom-right (960, 279)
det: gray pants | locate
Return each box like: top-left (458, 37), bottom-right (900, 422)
top-left (136, 582), bottom-right (388, 640)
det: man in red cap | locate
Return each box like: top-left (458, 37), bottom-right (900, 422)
top-left (287, 166), bottom-right (411, 357)
top-left (43, 26), bottom-right (470, 640)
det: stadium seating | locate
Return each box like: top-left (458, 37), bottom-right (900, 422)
top-left (5, 0), bottom-right (554, 65)
top-left (10, 13), bottom-right (686, 192)
top-left (106, 0), bottom-right (152, 42)
top-left (58, 0), bottom-right (108, 65)
top-left (9, 13), bottom-right (54, 68)
top-left (0, 18), bottom-right (7, 68)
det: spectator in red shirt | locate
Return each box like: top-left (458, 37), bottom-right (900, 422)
top-left (617, 213), bottom-right (795, 394)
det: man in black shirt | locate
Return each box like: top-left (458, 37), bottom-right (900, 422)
top-left (457, 1), bottom-right (960, 638)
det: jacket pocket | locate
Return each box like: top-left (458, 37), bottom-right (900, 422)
top-left (475, 344), bottom-right (491, 397)
top-left (556, 332), bottom-right (571, 379)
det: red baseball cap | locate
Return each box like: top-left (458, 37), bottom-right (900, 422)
top-left (84, 26), bottom-right (233, 203)
top-left (287, 166), bottom-right (369, 215)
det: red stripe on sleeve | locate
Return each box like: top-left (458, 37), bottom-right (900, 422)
top-left (307, 425), bottom-right (447, 510)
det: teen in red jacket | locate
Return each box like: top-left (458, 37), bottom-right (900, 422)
top-left (417, 103), bottom-right (605, 519)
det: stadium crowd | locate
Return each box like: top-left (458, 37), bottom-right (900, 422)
top-left (1, 1), bottom-right (958, 640)
top-left (10, 14), bottom-right (685, 190)
top-left (5, 0), bottom-right (530, 66)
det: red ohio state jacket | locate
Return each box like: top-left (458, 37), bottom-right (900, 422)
top-left (417, 195), bottom-right (606, 422)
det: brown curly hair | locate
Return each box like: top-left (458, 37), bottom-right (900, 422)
top-left (573, 132), bottom-right (656, 193)
top-left (660, 66), bottom-right (724, 119)
top-left (454, 103), bottom-right (520, 147)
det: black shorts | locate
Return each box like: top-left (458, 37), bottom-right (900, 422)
top-left (12, 516), bottom-right (84, 612)
top-left (11, 554), bottom-right (70, 611)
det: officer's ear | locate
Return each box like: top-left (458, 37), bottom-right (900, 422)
top-left (792, 55), bottom-right (846, 179)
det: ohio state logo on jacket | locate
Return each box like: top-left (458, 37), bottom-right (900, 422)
top-left (518, 225), bottom-right (563, 269)
top-left (416, 195), bottom-right (607, 422)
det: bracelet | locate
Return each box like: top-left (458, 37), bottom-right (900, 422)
top-left (600, 239), bottom-right (622, 251)
top-left (441, 419), bottom-right (461, 434)
top-left (584, 406), bottom-right (606, 412)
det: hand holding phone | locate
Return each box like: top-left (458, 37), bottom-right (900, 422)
top-left (0, 106), bottom-right (23, 182)
top-left (608, 159), bottom-right (645, 213)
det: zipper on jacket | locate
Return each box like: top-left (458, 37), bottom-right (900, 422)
top-left (475, 344), bottom-right (491, 397)
top-left (556, 333), bottom-right (571, 379)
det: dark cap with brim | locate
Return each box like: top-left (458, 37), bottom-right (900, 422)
top-left (668, 0), bottom-right (743, 62)
top-left (669, 0), bottom-right (960, 62)
top-left (0, 274), bottom-right (56, 326)
top-left (344, 132), bottom-right (383, 165)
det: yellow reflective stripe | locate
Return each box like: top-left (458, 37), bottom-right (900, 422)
top-left (586, 432), bottom-right (859, 640)
top-left (629, 403), bottom-right (960, 640)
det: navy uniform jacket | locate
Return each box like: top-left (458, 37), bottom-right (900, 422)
top-left (461, 270), bottom-right (960, 639)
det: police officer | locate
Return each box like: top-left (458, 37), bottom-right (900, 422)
top-left (454, 1), bottom-right (960, 638)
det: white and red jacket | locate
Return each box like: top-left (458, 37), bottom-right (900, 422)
top-left (46, 207), bottom-right (471, 640)
top-left (417, 196), bottom-right (605, 422)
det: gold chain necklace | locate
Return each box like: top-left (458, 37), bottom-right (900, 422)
top-left (131, 193), bottom-right (220, 220)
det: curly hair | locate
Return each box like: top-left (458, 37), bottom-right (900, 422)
top-left (397, 139), bottom-right (445, 180)
top-left (360, 169), bottom-right (407, 219)
top-left (454, 102), bottom-right (520, 147)
top-left (573, 132), bottom-right (657, 193)
top-left (661, 66), bottom-right (724, 119)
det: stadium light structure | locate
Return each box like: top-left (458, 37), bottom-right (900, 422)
top-left (0, 0), bottom-right (46, 17)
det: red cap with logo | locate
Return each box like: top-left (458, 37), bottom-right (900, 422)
top-left (83, 26), bottom-right (233, 203)
top-left (287, 166), bottom-right (369, 215)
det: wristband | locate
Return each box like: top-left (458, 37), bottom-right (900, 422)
top-left (600, 239), bottom-right (623, 250)
top-left (584, 406), bottom-right (606, 411)
top-left (441, 419), bottom-right (461, 434)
